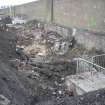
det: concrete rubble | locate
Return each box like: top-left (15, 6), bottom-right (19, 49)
top-left (0, 19), bottom-right (104, 105)
top-left (65, 71), bottom-right (105, 96)
top-left (16, 21), bottom-right (75, 64)
top-left (0, 95), bottom-right (10, 105)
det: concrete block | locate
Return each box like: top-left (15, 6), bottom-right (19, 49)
top-left (66, 72), bottom-right (105, 95)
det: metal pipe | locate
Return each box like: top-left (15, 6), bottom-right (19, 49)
top-left (76, 59), bottom-right (79, 74)
top-left (9, 6), bottom-right (12, 17)
top-left (51, 0), bottom-right (54, 23)
top-left (92, 54), bottom-right (105, 58)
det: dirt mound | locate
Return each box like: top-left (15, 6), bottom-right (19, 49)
top-left (0, 31), bottom-right (17, 62)
top-left (0, 61), bottom-right (35, 105)
top-left (1, 59), bottom-right (105, 105)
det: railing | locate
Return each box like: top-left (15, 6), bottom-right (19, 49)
top-left (74, 58), bottom-right (105, 75)
top-left (92, 54), bottom-right (105, 68)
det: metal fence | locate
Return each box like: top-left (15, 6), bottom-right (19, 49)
top-left (92, 54), bottom-right (105, 68)
top-left (74, 58), bottom-right (105, 75)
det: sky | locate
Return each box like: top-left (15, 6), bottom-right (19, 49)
top-left (0, 0), bottom-right (38, 7)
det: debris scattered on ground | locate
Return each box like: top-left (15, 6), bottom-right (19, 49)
top-left (0, 19), bottom-right (104, 105)
top-left (16, 21), bottom-right (76, 64)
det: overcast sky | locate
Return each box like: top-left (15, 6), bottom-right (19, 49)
top-left (0, 0), bottom-right (38, 7)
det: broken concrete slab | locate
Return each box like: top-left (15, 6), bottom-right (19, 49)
top-left (66, 71), bottom-right (105, 96)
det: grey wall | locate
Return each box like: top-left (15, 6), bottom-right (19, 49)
top-left (54, 0), bottom-right (105, 32)
top-left (1, 0), bottom-right (105, 32)
top-left (16, 0), bottom-right (105, 32)
top-left (14, 0), bottom-right (47, 21)
top-left (75, 31), bottom-right (105, 51)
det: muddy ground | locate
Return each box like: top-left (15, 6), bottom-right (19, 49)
top-left (0, 25), bottom-right (105, 105)
top-left (0, 29), bottom-right (77, 105)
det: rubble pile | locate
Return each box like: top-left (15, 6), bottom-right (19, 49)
top-left (16, 21), bottom-right (74, 63)
top-left (0, 20), bottom-right (104, 105)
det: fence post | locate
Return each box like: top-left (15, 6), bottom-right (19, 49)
top-left (77, 59), bottom-right (79, 74)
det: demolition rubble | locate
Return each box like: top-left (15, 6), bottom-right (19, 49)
top-left (16, 21), bottom-right (75, 64)
top-left (0, 19), bottom-right (104, 105)
top-left (13, 21), bottom-right (77, 100)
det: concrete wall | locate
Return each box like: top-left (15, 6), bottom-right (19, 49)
top-left (74, 30), bottom-right (105, 51)
top-left (0, 8), bottom-right (10, 16)
top-left (1, 0), bottom-right (105, 32)
top-left (54, 0), bottom-right (105, 32)
top-left (14, 0), bottom-right (47, 21)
